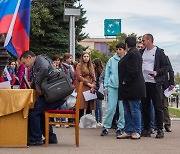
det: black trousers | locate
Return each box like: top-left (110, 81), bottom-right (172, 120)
top-left (141, 82), bottom-right (164, 130)
top-left (112, 103), bottom-right (119, 128)
top-left (79, 102), bottom-right (92, 120)
top-left (162, 94), bottom-right (171, 127)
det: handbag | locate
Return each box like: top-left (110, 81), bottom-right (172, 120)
top-left (41, 55), bottom-right (74, 103)
top-left (96, 88), bottom-right (104, 100)
top-left (41, 70), bottom-right (74, 103)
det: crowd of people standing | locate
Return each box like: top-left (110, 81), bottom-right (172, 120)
top-left (0, 33), bottom-right (174, 145)
top-left (100, 34), bottom-right (174, 140)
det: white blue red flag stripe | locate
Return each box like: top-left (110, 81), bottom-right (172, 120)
top-left (0, 0), bottom-right (31, 58)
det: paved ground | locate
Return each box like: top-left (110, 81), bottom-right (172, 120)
top-left (1, 120), bottom-right (180, 154)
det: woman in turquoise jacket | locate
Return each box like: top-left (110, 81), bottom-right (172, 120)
top-left (101, 43), bottom-right (125, 138)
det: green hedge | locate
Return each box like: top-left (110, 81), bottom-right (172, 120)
top-left (169, 107), bottom-right (180, 118)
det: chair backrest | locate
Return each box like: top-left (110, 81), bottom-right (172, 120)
top-left (75, 82), bottom-right (83, 119)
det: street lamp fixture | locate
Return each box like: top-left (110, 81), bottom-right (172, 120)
top-left (64, 4), bottom-right (80, 61)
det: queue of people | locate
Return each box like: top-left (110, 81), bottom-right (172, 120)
top-left (0, 33), bottom-right (174, 146)
top-left (100, 34), bottom-right (173, 140)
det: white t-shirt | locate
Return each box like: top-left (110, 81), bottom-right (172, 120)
top-left (142, 46), bottom-right (157, 83)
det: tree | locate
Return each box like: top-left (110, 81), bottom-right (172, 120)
top-left (90, 49), bottom-right (109, 65)
top-left (30, 0), bottom-right (88, 57)
top-left (175, 73), bottom-right (180, 85)
top-left (108, 33), bottom-right (142, 54)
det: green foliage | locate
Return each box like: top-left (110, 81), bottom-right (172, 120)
top-left (90, 49), bottom-right (109, 65)
top-left (169, 107), bottom-right (180, 118)
top-left (30, 0), bottom-right (88, 57)
top-left (108, 33), bottom-right (142, 54)
top-left (31, 2), bottom-right (53, 37)
top-left (175, 73), bottom-right (180, 85)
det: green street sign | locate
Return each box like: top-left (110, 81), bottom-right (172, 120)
top-left (104, 19), bottom-right (121, 36)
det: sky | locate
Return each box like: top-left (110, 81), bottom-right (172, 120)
top-left (80, 0), bottom-right (180, 73)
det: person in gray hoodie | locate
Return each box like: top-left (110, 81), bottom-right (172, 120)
top-left (100, 43), bottom-right (125, 138)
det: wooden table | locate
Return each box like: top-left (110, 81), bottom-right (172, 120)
top-left (0, 89), bottom-right (36, 147)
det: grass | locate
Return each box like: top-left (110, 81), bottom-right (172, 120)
top-left (169, 107), bottom-right (180, 118)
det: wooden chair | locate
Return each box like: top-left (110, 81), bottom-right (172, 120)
top-left (44, 82), bottom-right (83, 147)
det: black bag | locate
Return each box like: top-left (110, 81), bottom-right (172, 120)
top-left (40, 55), bottom-right (74, 103)
top-left (96, 88), bottom-right (104, 100)
top-left (41, 70), bottom-right (74, 103)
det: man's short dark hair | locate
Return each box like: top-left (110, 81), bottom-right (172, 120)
top-left (116, 43), bottom-right (125, 50)
top-left (20, 50), bottom-right (36, 60)
top-left (125, 37), bottom-right (136, 48)
top-left (145, 33), bottom-right (154, 43)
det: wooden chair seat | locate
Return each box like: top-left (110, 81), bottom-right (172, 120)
top-left (44, 82), bottom-right (83, 147)
top-left (44, 110), bottom-right (76, 114)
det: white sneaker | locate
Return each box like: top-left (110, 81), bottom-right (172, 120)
top-left (131, 132), bottom-right (141, 139)
top-left (97, 123), bottom-right (103, 127)
top-left (116, 132), bottom-right (131, 139)
top-left (55, 124), bottom-right (60, 128)
top-left (64, 125), bottom-right (70, 128)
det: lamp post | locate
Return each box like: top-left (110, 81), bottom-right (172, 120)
top-left (64, 7), bottom-right (80, 61)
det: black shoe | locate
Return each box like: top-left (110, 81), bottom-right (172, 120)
top-left (141, 129), bottom-right (151, 137)
top-left (150, 128), bottom-right (155, 134)
top-left (27, 140), bottom-right (43, 146)
top-left (49, 139), bottom-right (58, 144)
top-left (165, 126), bottom-right (172, 132)
top-left (43, 139), bottom-right (58, 144)
top-left (101, 128), bottom-right (108, 136)
top-left (156, 129), bottom-right (164, 139)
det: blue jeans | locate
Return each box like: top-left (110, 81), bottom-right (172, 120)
top-left (28, 96), bottom-right (65, 142)
top-left (123, 99), bottom-right (141, 134)
top-left (95, 99), bottom-right (103, 123)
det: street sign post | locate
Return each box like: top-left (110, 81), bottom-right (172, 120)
top-left (104, 19), bottom-right (121, 36)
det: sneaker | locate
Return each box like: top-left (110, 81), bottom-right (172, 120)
top-left (43, 138), bottom-right (58, 144)
top-left (156, 129), bottom-right (164, 139)
top-left (151, 128), bottom-right (155, 134)
top-left (55, 124), bottom-right (60, 128)
top-left (97, 123), bottom-right (103, 127)
top-left (64, 125), bottom-right (70, 128)
top-left (116, 132), bottom-right (131, 139)
top-left (116, 129), bottom-right (122, 138)
top-left (165, 126), bottom-right (172, 132)
top-left (27, 139), bottom-right (43, 146)
top-left (141, 129), bottom-right (151, 137)
top-left (100, 128), bottom-right (108, 136)
top-left (131, 132), bottom-right (141, 140)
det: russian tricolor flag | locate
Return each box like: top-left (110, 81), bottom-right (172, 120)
top-left (0, 0), bottom-right (31, 58)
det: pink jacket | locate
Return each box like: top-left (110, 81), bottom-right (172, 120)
top-left (17, 64), bottom-right (31, 89)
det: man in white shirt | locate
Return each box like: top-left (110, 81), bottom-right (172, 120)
top-left (141, 34), bottom-right (168, 139)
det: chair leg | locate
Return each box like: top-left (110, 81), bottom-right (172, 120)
top-left (45, 113), bottom-right (50, 146)
top-left (75, 118), bottom-right (79, 147)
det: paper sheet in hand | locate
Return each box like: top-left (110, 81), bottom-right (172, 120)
top-left (164, 88), bottom-right (175, 97)
top-left (0, 81), bottom-right (11, 89)
top-left (83, 90), bottom-right (97, 101)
